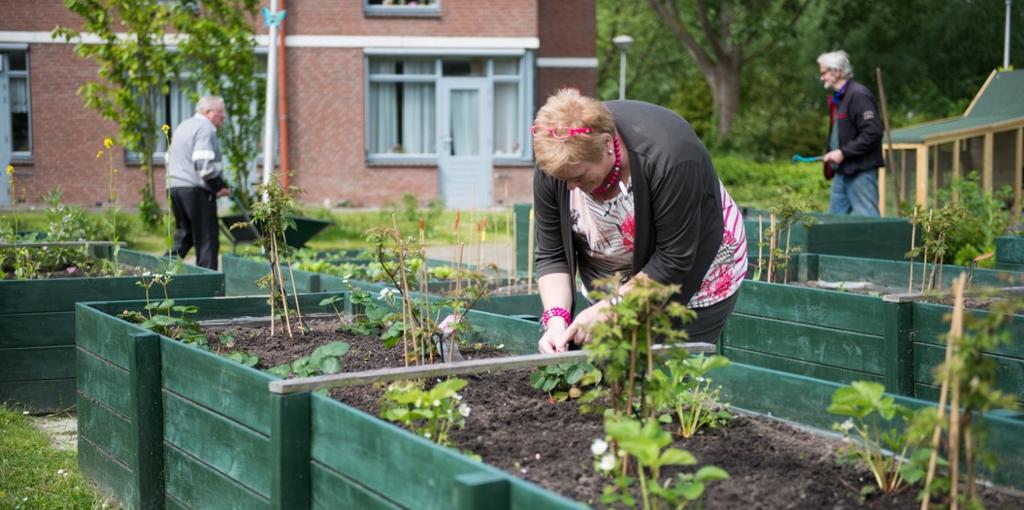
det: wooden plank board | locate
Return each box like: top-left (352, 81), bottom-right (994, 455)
top-left (161, 338), bottom-right (274, 436)
top-left (721, 347), bottom-right (885, 385)
top-left (0, 378), bottom-right (75, 413)
top-left (912, 303), bottom-right (1024, 357)
top-left (164, 443), bottom-right (270, 510)
top-left (723, 314), bottom-right (885, 373)
top-left (273, 343), bottom-right (715, 394)
top-left (0, 311), bottom-right (73, 348)
top-left (310, 397), bottom-right (487, 510)
top-left (913, 343), bottom-right (1024, 402)
top-left (310, 462), bottom-right (403, 510)
top-left (733, 281), bottom-right (886, 336)
top-left (0, 346), bottom-right (75, 382)
top-left (77, 348), bottom-right (131, 416)
top-left (78, 393), bottom-right (134, 466)
top-left (162, 390), bottom-right (272, 497)
top-left (0, 273), bottom-right (223, 314)
top-left (78, 435), bottom-right (136, 507)
top-left (76, 304), bottom-right (140, 368)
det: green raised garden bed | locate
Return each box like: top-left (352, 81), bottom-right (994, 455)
top-left (0, 249), bottom-right (224, 413)
top-left (75, 293), bottom-right (576, 510)
top-left (996, 235), bottom-right (1024, 271)
top-left (743, 209), bottom-right (914, 260)
top-left (76, 294), bottom-right (1024, 509)
top-left (723, 253), bottom-right (1024, 402)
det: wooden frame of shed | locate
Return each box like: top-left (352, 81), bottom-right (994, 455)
top-left (883, 69), bottom-right (1024, 217)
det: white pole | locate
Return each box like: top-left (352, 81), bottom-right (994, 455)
top-left (618, 48), bottom-right (627, 101)
top-left (1005, 0), bottom-right (1013, 69)
top-left (261, 0), bottom-right (279, 188)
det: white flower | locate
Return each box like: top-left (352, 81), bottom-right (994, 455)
top-left (458, 404), bottom-right (471, 417)
top-left (454, 394), bottom-right (463, 401)
top-left (57, 469), bottom-right (65, 475)
top-left (423, 432), bottom-right (432, 439)
top-left (432, 399), bottom-right (441, 407)
top-left (598, 453), bottom-right (616, 472)
top-left (591, 438), bottom-right (609, 456)
top-left (377, 288), bottom-right (398, 301)
top-left (840, 419), bottom-right (855, 433)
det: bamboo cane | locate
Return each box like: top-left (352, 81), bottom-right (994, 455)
top-left (767, 213), bottom-right (777, 283)
top-left (784, 224), bottom-right (793, 284)
top-left (757, 215), bottom-right (764, 281)
top-left (506, 206), bottom-right (513, 295)
top-left (281, 230), bottom-right (305, 333)
top-left (909, 209), bottom-right (917, 293)
top-left (271, 234), bottom-right (293, 338)
top-left (920, 273), bottom-right (966, 510)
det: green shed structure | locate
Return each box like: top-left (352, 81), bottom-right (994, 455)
top-left (884, 69), bottom-right (1024, 217)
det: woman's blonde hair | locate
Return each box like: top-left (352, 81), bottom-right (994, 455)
top-left (532, 89), bottom-right (616, 177)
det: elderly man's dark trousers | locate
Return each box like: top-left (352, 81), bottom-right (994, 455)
top-left (170, 187), bottom-right (219, 270)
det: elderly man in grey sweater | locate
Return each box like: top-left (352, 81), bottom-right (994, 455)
top-left (166, 95), bottom-right (231, 270)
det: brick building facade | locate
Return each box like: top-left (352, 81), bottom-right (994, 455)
top-left (0, 0), bottom-right (596, 209)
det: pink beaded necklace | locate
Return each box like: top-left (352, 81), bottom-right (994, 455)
top-left (590, 137), bottom-right (622, 196)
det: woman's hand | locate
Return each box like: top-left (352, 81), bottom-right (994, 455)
top-left (538, 317), bottom-right (568, 353)
top-left (557, 300), bottom-right (612, 351)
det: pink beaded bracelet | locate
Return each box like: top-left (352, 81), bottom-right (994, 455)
top-left (540, 307), bottom-right (572, 328)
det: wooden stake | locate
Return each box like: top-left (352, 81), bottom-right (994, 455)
top-left (506, 206), bottom-right (513, 294)
top-left (920, 273), bottom-right (966, 510)
top-left (757, 215), bottom-right (764, 281)
top-left (767, 213), bottom-right (777, 283)
top-left (909, 209), bottom-right (917, 293)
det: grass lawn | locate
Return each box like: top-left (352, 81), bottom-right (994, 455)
top-left (0, 406), bottom-right (116, 509)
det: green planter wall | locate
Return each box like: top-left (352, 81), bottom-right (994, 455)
top-left (743, 209), bottom-right (914, 260)
top-left (724, 254), bottom-right (1024, 402)
top-left (0, 249), bottom-right (223, 413)
top-left (76, 294), bottom-right (1024, 509)
top-left (996, 236), bottom-right (1024, 271)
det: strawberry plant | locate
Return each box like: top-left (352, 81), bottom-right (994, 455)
top-left (379, 377), bottom-right (471, 447)
top-left (528, 361), bottom-right (601, 402)
top-left (267, 341), bottom-right (351, 378)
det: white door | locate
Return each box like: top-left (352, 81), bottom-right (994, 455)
top-left (0, 54), bottom-right (11, 206)
top-left (437, 78), bottom-right (492, 209)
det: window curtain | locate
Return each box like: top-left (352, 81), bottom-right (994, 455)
top-left (368, 60), bottom-right (398, 154)
top-left (493, 83), bottom-right (519, 156)
top-left (450, 89), bottom-right (479, 156)
top-left (9, 77), bottom-right (28, 113)
top-left (401, 60), bottom-right (435, 154)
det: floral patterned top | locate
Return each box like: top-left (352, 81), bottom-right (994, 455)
top-left (570, 181), bottom-right (746, 308)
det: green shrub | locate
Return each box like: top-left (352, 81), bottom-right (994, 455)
top-left (713, 154), bottom-right (830, 211)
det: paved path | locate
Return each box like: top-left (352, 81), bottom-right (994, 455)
top-left (29, 415), bottom-right (77, 452)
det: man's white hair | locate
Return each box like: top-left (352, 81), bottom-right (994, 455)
top-left (817, 50), bottom-right (853, 80)
top-left (195, 95), bottom-right (225, 114)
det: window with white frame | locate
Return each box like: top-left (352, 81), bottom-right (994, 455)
top-left (364, 0), bottom-right (440, 17)
top-left (1, 49), bottom-right (32, 157)
top-left (366, 54), bottom-right (531, 162)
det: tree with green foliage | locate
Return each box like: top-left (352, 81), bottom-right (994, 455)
top-left (172, 0), bottom-right (264, 209)
top-left (53, 0), bottom-right (179, 229)
top-left (645, 0), bottom-right (814, 140)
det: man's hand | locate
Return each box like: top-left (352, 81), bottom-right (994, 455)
top-left (823, 149), bottom-right (845, 165)
top-left (216, 187), bottom-right (231, 197)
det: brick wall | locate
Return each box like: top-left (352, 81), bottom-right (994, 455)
top-left (1, 0), bottom-right (599, 208)
top-left (10, 44), bottom-right (167, 208)
top-left (281, 0), bottom-right (536, 38)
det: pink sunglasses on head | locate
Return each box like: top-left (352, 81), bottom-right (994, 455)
top-left (530, 125), bottom-right (593, 139)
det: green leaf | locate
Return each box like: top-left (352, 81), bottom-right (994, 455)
top-left (659, 448), bottom-right (697, 467)
top-left (694, 465), bottom-right (729, 482)
top-left (267, 364), bottom-right (290, 377)
top-left (565, 365), bottom-right (586, 385)
top-left (674, 480), bottom-right (705, 501)
top-left (318, 356), bottom-right (342, 375)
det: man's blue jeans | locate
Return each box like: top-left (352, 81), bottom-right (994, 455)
top-left (828, 168), bottom-right (879, 217)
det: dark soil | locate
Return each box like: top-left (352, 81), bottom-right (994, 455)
top-left (199, 316), bottom-right (507, 373)
top-left (335, 368), bottom-right (1024, 510)
top-left (201, 318), bottom-right (1023, 509)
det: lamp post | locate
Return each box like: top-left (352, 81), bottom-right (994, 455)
top-left (1004, 0), bottom-right (1012, 69)
top-left (612, 35), bottom-right (634, 101)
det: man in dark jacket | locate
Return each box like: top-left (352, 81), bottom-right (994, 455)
top-left (818, 50), bottom-right (884, 216)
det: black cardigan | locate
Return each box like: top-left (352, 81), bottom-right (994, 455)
top-left (533, 101), bottom-right (723, 314)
